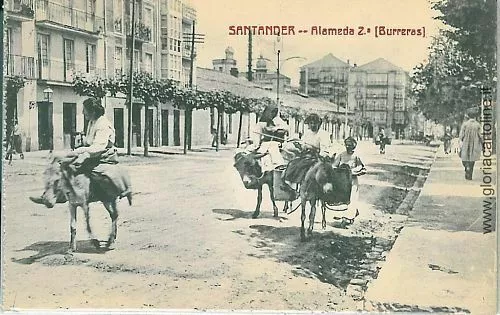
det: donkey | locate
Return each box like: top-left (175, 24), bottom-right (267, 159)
top-left (299, 161), bottom-right (352, 241)
top-left (41, 155), bottom-right (132, 252)
top-left (233, 151), bottom-right (293, 218)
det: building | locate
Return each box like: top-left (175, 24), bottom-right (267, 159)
top-left (299, 53), bottom-right (351, 110)
top-left (239, 54), bottom-right (292, 95)
top-left (5, 0), bottom-right (197, 151)
top-left (298, 53), bottom-right (414, 139)
top-left (212, 46), bottom-right (238, 77)
top-left (348, 58), bottom-right (412, 138)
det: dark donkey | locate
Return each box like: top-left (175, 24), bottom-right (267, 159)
top-left (299, 159), bottom-right (352, 241)
top-left (233, 151), bottom-right (289, 218)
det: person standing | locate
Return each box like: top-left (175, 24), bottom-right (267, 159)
top-left (377, 128), bottom-right (386, 154)
top-left (459, 108), bottom-right (483, 180)
top-left (332, 137), bottom-right (366, 226)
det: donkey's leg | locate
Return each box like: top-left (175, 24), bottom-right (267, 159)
top-left (69, 204), bottom-right (78, 252)
top-left (300, 199), bottom-right (307, 242)
top-left (307, 199), bottom-right (317, 236)
top-left (103, 200), bottom-right (119, 249)
top-left (267, 179), bottom-right (279, 217)
top-left (321, 202), bottom-right (327, 230)
top-left (252, 187), bottom-right (263, 219)
top-left (283, 201), bottom-right (289, 213)
top-left (82, 202), bottom-right (100, 249)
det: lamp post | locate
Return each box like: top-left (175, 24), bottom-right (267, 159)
top-left (265, 54), bottom-right (306, 113)
top-left (43, 87), bottom-right (53, 102)
top-left (43, 87), bottom-right (53, 151)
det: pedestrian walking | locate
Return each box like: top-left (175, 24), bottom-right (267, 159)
top-left (6, 121), bottom-right (24, 163)
top-left (442, 127), bottom-right (452, 154)
top-left (459, 107), bottom-right (483, 180)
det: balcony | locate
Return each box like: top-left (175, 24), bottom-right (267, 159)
top-left (35, 0), bottom-right (104, 36)
top-left (182, 43), bottom-right (196, 59)
top-left (182, 4), bottom-right (196, 22)
top-left (366, 81), bottom-right (388, 86)
top-left (6, 54), bottom-right (36, 79)
top-left (37, 58), bottom-right (105, 84)
top-left (125, 20), bottom-right (152, 43)
top-left (6, 0), bottom-right (35, 20)
top-left (366, 93), bottom-right (388, 99)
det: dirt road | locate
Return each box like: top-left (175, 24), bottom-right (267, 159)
top-left (2, 142), bottom-right (436, 311)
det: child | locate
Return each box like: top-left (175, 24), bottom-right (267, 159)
top-left (332, 137), bottom-right (366, 226)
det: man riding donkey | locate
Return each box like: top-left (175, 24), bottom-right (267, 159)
top-left (30, 97), bottom-right (132, 208)
top-left (30, 97), bottom-right (132, 252)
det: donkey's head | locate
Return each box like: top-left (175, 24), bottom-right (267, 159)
top-left (233, 151), bottom-right (266, 189)
top-left (41, 156), bottom-right (65, 208)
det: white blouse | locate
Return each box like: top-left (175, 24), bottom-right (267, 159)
top-left (75, 116), bottom-right (115, 155)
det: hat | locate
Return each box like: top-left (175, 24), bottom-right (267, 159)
top-left (466, 107), bottom-right (480, 118)
top-left (344, 136), bottom-right (357, 146)
top-left (305, 113), bottom-right (321, 125)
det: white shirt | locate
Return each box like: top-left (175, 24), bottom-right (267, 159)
top-left (302, 129), bottom-right (331, 153)
top-left (75, 116), bottom-right (115, 155)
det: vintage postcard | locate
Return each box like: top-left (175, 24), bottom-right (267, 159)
top-left (2, 0), bottom-right (497, 313)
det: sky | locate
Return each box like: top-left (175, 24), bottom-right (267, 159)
top-left (188, 0), bottom-right (444, 86)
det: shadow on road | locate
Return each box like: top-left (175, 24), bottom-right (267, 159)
top-left (212, 208), bottom-right (288, 221)
top-left (12, 240), bottom-right (110, 265)
top-left (247, 224), bottom-right (374, 289)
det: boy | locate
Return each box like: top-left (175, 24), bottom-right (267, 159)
top-left (332, 137), bottom-right (366, 226)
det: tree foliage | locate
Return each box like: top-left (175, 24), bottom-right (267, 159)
top-left (411, 0), bottom-right (496, 125)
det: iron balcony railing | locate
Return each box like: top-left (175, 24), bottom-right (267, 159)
top-left (37, 58), bottom-right (105, 82)
top-left (35, 0), bottom-right (104, 34)
top-left (6, 54), bottom-right (36, 78)
top-left (7, 0), bottom-right (35, 18)
top-left (125, 20), bottom-right (152, 42)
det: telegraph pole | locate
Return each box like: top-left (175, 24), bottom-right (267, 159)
top-left (237, 32), bottom-right (252, 148)
top-left (126, 0), bottom-right (136, 155)
top-left (183, 22), bottom-right (204, 154)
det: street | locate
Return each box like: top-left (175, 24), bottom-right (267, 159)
top-left (3, 141), bottom-right (437, 311)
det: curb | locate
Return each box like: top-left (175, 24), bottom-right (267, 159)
top-left (344, 146), bottom-right (440, 310)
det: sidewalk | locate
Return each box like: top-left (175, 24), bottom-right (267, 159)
top-left (9, 144), bottom-right (238, 160)
top-left (364, 148), bottom-right (497, 314)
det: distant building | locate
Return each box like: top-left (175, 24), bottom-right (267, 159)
top-left (299, 53), bottom-right (350, 109)
top-left (212, 46), bottom-right (239, 77)
top-left (348, 58), bottom-right (412, 139)
top-left (240, 54), bottom-right (292, 94)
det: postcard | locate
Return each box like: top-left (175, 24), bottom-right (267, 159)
top-left (2, 0), bottom-right (497, 313)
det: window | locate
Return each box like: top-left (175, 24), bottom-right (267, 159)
top-left (161, 54), bottom-right (168, 78)
top-left (144, 7), bottom-right (153, 38)
top-left (134, 50), bottom-right (141, 71)
top-left (38, 34), bottom-right (50, 66)
top-left (86, 0), bottom-right (96, 18)
top-left (63, 39), bottom-right (75, 71)
top-left (86, 43), bottom-right (96, 73)
top-left (114, 46), bottom-right (123, 76)
top-left (144, 53), bottom-right (153, 74)
top-left (114, 0), bottom-right (123, 32)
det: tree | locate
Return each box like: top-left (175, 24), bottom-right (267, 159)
top-left (432, 0), bottom-right (496, 81)
top-left (412, 0), bottom-right (496, 127)
top-left (73, 72), bottom-right (176, 156)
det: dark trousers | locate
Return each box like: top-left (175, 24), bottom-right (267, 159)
top-left (462, 161), bottom-right (475, 180)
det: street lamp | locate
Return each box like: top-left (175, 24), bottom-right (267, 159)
top-left (43, 87), bottom-right (53, 102)
top-left (263, 54), bottom-right (306, 114)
